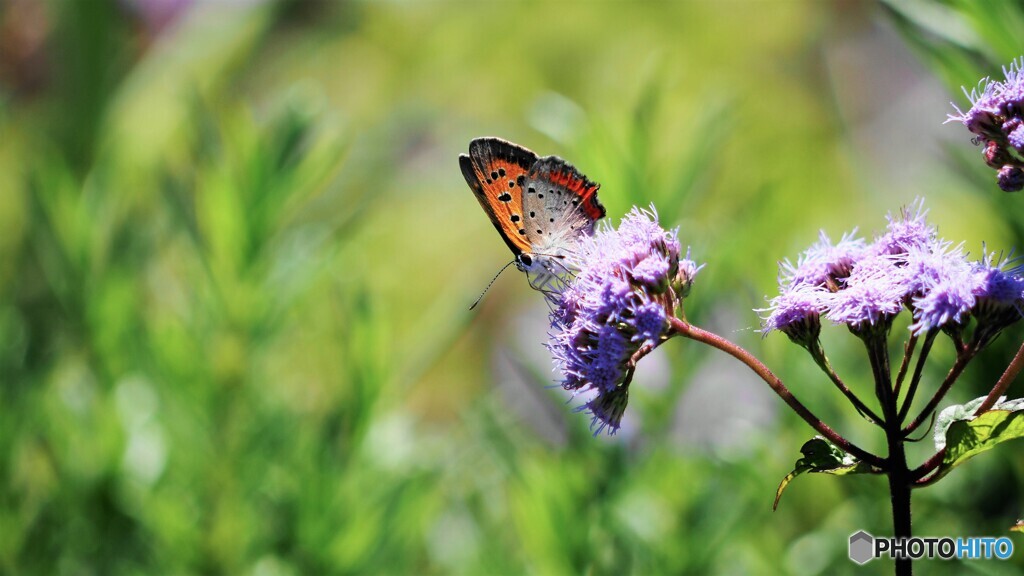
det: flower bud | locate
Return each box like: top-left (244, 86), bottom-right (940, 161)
top-left (998, 165), bottom-right (1024, 192)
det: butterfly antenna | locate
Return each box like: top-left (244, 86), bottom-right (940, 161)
top-left (470, 259), bottom-right (519, 310)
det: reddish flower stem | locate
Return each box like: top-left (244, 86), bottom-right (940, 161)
top-left (911, 449), bottom-right (945, 486)
top-left (972, 340), bottom-right (1024, 415)
top-left (669, 317), bottom-right (885, 468)
top-left (911, 339), bottom-right (1024, 485)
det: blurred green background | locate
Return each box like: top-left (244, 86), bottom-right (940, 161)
top-left (2, 0), bottom-right (1024, 573)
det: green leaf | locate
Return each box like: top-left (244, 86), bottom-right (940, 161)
top-left (934, 396), bottom-right (1024, 450)
top-left (928, 397), bottom-right (1024, 483)
top-left (773, 437), bottom-right (878, 511)
top-left (934, 396), bottom-right (987, 450)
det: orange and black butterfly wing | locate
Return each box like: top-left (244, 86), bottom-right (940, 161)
top-left (459, 137), bottom-right (538, 257)
top-left (519, 155), bottom-right (605, 245)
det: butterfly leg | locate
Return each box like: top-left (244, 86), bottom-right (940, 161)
top-left (527, 271), bottom-right (553, 293)
top-left (546, 258), bottom-right (576, 280)
top-left (527, 272), bottom-right (564, 305)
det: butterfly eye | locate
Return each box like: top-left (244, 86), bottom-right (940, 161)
top-left (519, 254), bottom-right (533, 267)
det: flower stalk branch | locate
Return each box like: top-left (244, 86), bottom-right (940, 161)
top-left (862, 329), bottom-right (914, 576)
top-left (669, 317), bottom-right (885, 468)
top-left (893, 333), bottom-right (918, 398)
top-left (808, 344), bottom-right (884, 426)
top-left (973, 340), bottom-right (1024, 415)
top-left (910, 339), bottom-right (1024, 487)
top-left (897, 330), bottom-right (938, 422)
top-left (902, 349), bottom-right (976, 436)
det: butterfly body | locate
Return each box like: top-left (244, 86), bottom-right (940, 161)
top-left (459, 138), bottom-right (605, 284)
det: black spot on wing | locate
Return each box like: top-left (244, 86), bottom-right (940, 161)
top-left (459, 153), bottom-right (523, 257)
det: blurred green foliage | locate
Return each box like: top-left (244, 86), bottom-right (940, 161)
top-left (1, 0), bottom-right (1023, 574)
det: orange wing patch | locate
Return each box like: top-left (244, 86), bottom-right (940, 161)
top-left (459, 138), bottom-right (538, 256)
top-left (543, 161), bottom-right (605, 221)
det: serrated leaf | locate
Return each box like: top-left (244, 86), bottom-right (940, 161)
top-left (934, 396), bottom-right (1024, 450)
top-left (773, 437), bottom-right (877, 511)
top-left (934, 396), bottom-right (988, 450)
top-left (946, 411), bottom-right (1024, 467)
top-left (926, 397), bottom-right (1024, 484)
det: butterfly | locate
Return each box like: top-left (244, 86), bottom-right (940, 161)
top-left (459, 137), bottom-right (606, 296)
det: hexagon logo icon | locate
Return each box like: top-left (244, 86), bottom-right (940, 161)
top-left (849, 530), bottom-right (874, 565)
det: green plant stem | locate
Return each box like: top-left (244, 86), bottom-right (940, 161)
top-left (902, 348), bottom-right (975, 436)
top-left (808, 349), bottom-right (883, 426)
top-left (897, 330), bottom-right (937, 423)
top-left (864, 333), bottom-right (913, 576)
top-left (892, 333), bottom-right (918, 399)
top-left (886, 422), bottom-right (913, 576)
top-left (669, 317), bottom-right (885, 468)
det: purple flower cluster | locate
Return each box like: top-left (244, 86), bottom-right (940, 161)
top-left (949, 58), bottom-right (1024, 192)
top-left (763, 200), bottom-right (1024, 344)
top-left (548, 207), bottom-right (701, 434)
